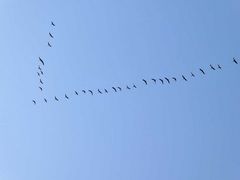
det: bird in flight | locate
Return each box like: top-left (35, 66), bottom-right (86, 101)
top-left (104, 89), bottom-right (108, 93)
top-left (37, 72), bottom-right (40, 77)
top-left (159, 78), bottom-right (164, 84)
top-left (182, 75), bottom-right (187, 81)
top-left (40, 79), bottom-right (43, 84)
top-left (65, 94), bottom-right (69, 99)
top-left (40, 71), bottom-right (44, 75)
top-left (112, 87), bottom-right (117, 92)
top-left (199, 68), bottom-right (205, 75)
top-left (98, 89), bottom-right (102, 94)
top-left (233, 58), bottom-right (238, 64)
top-left (142, 79), bottom-right (148, 85)
top-left (218, 64), bottom-right (222, 70)
top-left (164, 77), bottom-right (170, 84)
top-left (39, 87), bottom-right (43, 91)
top-left (133, 84), bottom-right (137, 88)
top-left (151, 78), bottom-right (157, 84)
top-left (117, 87), bottom-right (122, 91)
top-left (49, 32), bottom-right (54, 38)
top-left (39, 57), bottom-right (44, 66)
top-left (75, 91), bottom-right (79, 95)
top-left (44, 98), bottom-right (47, 103)
top-left (55, 96), bottom-right (59, 101)
top-left (82, 90), bottom-right (86, 94)
top-left (126, 86), bottom-right (131, 90)
top-left (88, 90), bottom-right (93, 95)
top-left (210, 64), bottom-right (215, 70)
top-left (51, 21), bottom-right (55, 26)
top-left (32, 100), bottom-right (36, 105)
top-left (48, 42), bottom-right (52, 47)
top-left (191, 72), bottom-right (195, 77)
top-left (172, 77), bottom-right (177, 82)
top-left (38, 66), bottom-right (42, 71)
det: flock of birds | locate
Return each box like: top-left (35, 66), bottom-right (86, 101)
top-left (32, 22), bottom-right (239, 105)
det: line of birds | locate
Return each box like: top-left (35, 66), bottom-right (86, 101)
top-left (32, 58), bottom-right (239, 105)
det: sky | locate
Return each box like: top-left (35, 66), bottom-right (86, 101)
top-left (0, 0), bottom-right (240, 179)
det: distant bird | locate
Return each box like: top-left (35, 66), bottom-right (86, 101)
top-left (44, 98), bottom-right (47, 103)
top-left (218, 64), bottom-right (222, 70)
top-left (142, 79), bottom-right (148, 85)
top-left (104, 89), bottom-right (108, 93)
top-left (82, 90), bottom-right (86, 94)
top-left (210, 64), bottom-right (215, 70)
top-left (182, 75), bottom-right (187, 81)
top-left (112, 87), bottom-right (117, 92)
top-left (151, 78), bottom-right (157, 84)
top-left (40, 79), bottom-right (43, 84)
top-left (159, 78), bottom-right (164, 84)
top-left (164, 77), bottom-right (170, 84)
top-left (38, 66), bottom-right (42, 71)
top-left (32, 100), bottom-right (36, 105)
top-left (199, 68), bottom-right (205, 75)
top-left (191, 72), bottom-right (195, 77)
top-left (98, 89), bottom-right (102, 94)
top-left (75, 91), bottom-right (79, 95)
top-left (51, 21), bottom-right (55, 26)
top-left (133, 84), bottom-right (137, 88)
top-left (49, 32), bottom-right (54, 38)
top-left (37, 72), bottom-right (40, 77)
top-left (172, 77), bottom-right (177, 82)
top-left (233, 58), bottom-right (238, 64)
top-left (48, 42), bottom-right (52, 47)
top-left (40, 71), bottom-right (44, 75)
top-left (65, 94), bottom-right (69, 99)
top-left (39, 87), bottom-right (43, 91)
top-left (55, 96), bottom-right (59, 101)
top-left (39, 57), bottom-right (44, 66)
top-left (126, 86), bottom-right (131, 90)
top-left (88, 90), bottom-right (93, 95)
top-left (117, 87), bottom-right (122, 91)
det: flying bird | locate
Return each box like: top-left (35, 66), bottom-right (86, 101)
top-left (159, 78), bottom-right (164, 84)
top-left (37, 72), bottom-right (40, 77)
top-left (82, 90), bottom-right (86, 93)
top-left (182, 75), bottom-right (187, 81)
top-left (39, 87), bottom-right (43, 91)
top-left (133, 84), bottom-right (137, 88)
top-left (44, 98), bottom-right (47, 103)
top-left (65, 94), bottom-right (69, 99)
top-left (126, 86), bottom-right (131, 90)
top-left (199, 68), bottom-right (205, 75)
top-left (98, 89), bottom-right (102, 94)
top-left (164, 77), bottom-right (170, 84)
top-left (233, 58), bottom-right (238, 64)
top-left (151, 78), bottom-right (157, 84)
top-left (218, 64), bottom-right (222, 70)
top-left (104, 89), bottom-right (108, 93)
top-left (55, 96), bottom-right (59, 101)
top-left (48, 42), bottom-right (52, 47)
top-left (142, 79), bottom-right (148, 85)
top-left (40, 79), bottom-right (43, 84)
top-left (172, 77), bottom-right (177, 82)
top-left (75, 91), bottom-right (79, 95)
top-left (210, 64), bottom-right (215, 70)
top-left (88, 90), bottom-right (93, 95)
top-left (112, 87), bottom-right (117, 92)
top-left (49, 32), bottom-right (54, 38)
top-left (191, 72), bottom-right (195, 77)
top-left (40, 71), bottom-right (43, 75)
top-left (38, 66), bottom-right (42, 71)
top-left (51, 21), bottom-right (55, 26)
top-left (39, 57), bottom-right (44, 66)
top-left (32, 100), bottom-right (36, 105)
top-left (117, 87), bottom-right (122, 91)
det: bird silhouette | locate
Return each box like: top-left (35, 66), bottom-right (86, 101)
top-left (142, 79), bottom-right (148, 85)
top-left (218, 64), bottom-right (222, 70)
top-left (98, 89), bottom-right (102, 94)
top-left (133, 84), bottom-right (137, 88)
top-left (39, 57), bottom-right (44, 66)
top-left (75, 91), bottom-right (79, 95)
top-left (126, 86), bottom-right (131, 90)
top-left (191, 72), bottom-right (195, 77)
top-left (104, 89), bottom-right (108, 93)
top-left (117, 87), bottom-right (122, 91)
top-left (40, 71), bottom-right (44, 75)
top-left (32, 100), bottom-right (36, 105)
top-left (55, 96), bottom-right (59, 101)
top-left (48, 42), bottom-right (52, 47)
top-left (40, 79), bottom-right (43, 84)
top-left (210, 64), bottom-right (215, 70)
top-left (39, 87), bottom-right (43, 91)
top-left (159, 78), bottom-right (164, 84)
top-left (164, 77), bottom-right (170, 84)
top-left (151, 78), bottom-right (157, 84)
top-left (112, 87), bottom-right (117, 92)
top-left (38, 66), bottom-right (42, 71)
top-left (44, 98), bottom-right (47, 103)
top-left (233, 58), bottom-right (238, 64)
top-left (88, 90), bottom-right (93, 95)
top-left (172, 77), bottom-right (177, 82)
top-left (199, 68), bottom-right (205, 75)
top-left (82, 90), bottom-right (86, 93)
top-left (65, 94), bottom-right (69, 99)
top-left (182, 75), bottom-right (187, 81)
top-left (51, 21), bottom-right (55, 26)
top-left (49, 32), bottom-right (54, 38)
top-left (37, 72), bottom-right (40, 77)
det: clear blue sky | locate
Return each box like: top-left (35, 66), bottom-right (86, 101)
top-left (0, 0), bottom-right (240, 179)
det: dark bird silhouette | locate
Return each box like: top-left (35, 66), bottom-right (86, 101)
top-left (44, 98), bottom-right (47, 103)
top-left (65, 94), bottom-right (69, 99)
top-left (98, 89), bottom-right (102, 94)
top-left (37, 72), bottom-right (40, 77)
top-left (117, 87), bottom-right (122, 91)
top-left (75, 91), bottom-right (79, 95)
top-left (164, 77), bottom-right (170, 84)
top-left (112, 87), bottom-right (117, 92)
top-left (233, 58), bottom-right (238, 64)
top-left (48, 42), bottom-right (52, 47)
top-left (210, 64), bottom-right (215, 70)
top-left (142, 79), bottom-right (148, 85)
top-left (218, 64), bottom-right (222, 70)
top-left (32, 100), bottom-right (36, 105)
top-left (51, 21), bottom-right (55, 26)
top-left (40, 71), bottom-right (43, 75)
top-left (40, 79), bottom-right (43, 84)
top-left (38, 66), bottom-right (42, 71)
top-left (55, 96), bottom-right (59, 101)
top-left (126, 86), bottom-right (131, 90)
top-left (172, 77), bottom-right (177, 82)
top-left (133, 84), bottom-right (137, 88)
top-left (199, 68), bottom-right (205, 75)
top-left (88, 90), bottom-right (93, 95)
top-left (49, 32), bottom-right (54, 38)
top-left (191, 72), bottom-right (195, 77)
top-left (151, 78), bottom-right (157, 84)
top-left (182, 75), bottom-right (187, 81)
top-left (82, 90), bottom-right (86, 93)
top-left (159, 78), bottom-right (164, 84)
top-left (104, 89), bottom-right (108, 93)
top-left (39, 87), bottom-right (43, 91)
top-left (39, 57), bottom-right (44, 66)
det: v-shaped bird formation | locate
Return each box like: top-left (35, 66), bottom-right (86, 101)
top-left (32, 21), bottom-right (239, 105)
